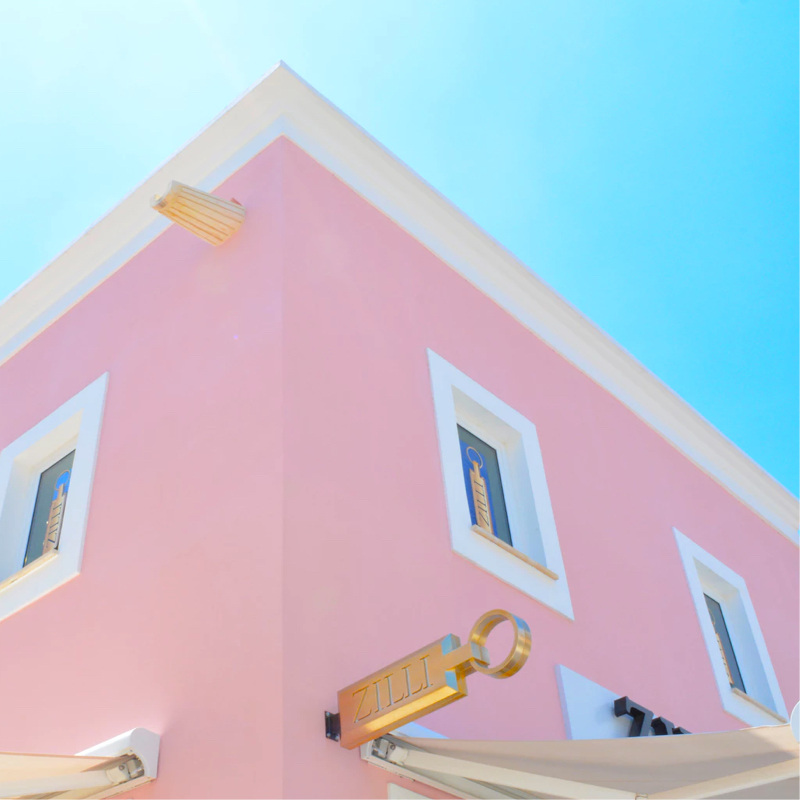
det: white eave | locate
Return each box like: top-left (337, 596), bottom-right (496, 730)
top-left (1, 62), bottom-right (797, 543)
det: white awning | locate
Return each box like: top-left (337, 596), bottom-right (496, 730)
top-left (0, 728), bottom-right (159, 799)
top-left (363, 723), bottom-right (799, 799)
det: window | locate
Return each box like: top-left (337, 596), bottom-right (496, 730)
top-left (458, 425), bottom-right (511, 545)
top-left (23, 450), bottom-right (75, 568)
top-left (704, 594), bottom-right (745, 693)
top-left (428, 349), bottom-right (572, 619)
top-left (674, 528), bottom-right (788, 726)
top-left (0, 374), bottom-right (108, 621)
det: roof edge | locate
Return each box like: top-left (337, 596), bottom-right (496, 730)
top-left (1, 63), bottom-right (797, 543)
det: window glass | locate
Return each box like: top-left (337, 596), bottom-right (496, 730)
top-left (457, 425), bottom-right (512, 546)
top-left (704, 593), bottom-right (745, 693)
top-left (23, 451), bottom-right (75, 568)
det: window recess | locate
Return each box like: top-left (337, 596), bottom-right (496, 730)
top-left (428, 349), bottom-right (572, 619)
top-left (674, 528), bottom-right (788, 727)
top-left (0, 374), bottom-right (107, 621)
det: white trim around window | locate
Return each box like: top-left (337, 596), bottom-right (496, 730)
top-left (428, 349), bottom-right (573, 619)
top-left (0, 374), bottom-right (108, 622)
top-left (674, 528), bottom-right (788, 726)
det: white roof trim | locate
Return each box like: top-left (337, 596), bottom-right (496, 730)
top-left (1, 62), bottom-right (797, 542)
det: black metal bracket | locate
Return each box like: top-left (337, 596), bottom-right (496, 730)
top-left (325, 711), bottom-right (341, 742)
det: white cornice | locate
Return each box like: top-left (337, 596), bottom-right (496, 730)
top-left (1, 63), bottom-right (797, 542)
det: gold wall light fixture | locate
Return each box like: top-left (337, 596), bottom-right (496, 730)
top-left (150, 181), bottom-right (245, 246)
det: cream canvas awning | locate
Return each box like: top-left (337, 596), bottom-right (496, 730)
top-left (364, 722), bottom-right (799, 799)
top-left (0, 729), bottom-right (159, 799)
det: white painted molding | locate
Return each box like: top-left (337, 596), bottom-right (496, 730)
top-left (0, 63), bottom-right (796, 542)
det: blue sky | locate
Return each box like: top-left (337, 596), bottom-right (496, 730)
top-left (1, 1), bottom-right (797, 493)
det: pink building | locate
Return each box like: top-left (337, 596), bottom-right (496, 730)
top-left (0, 65), bottom-right (797, 799)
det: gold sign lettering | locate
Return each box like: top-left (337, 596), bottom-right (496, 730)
top-left (335, 609), bottom-right (531, 749)
top-left (352, 686), bottom-right (370, 723)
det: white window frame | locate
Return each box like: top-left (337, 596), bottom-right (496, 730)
top-left (674, 528), bottom-right (788, 726)
top-left (0, 374), bottom-right (108, 622)
top-left (428, 349), bottom-right (572, 619)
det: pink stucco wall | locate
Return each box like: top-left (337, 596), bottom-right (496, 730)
top-left (0, 136), bottom-right (796, 798)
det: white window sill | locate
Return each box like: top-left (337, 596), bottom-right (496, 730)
top-left (0, 551), bottom-right (82, 622)
top-left (471, 525), bottom-right (559, 580)
top-left (730, 686), bottom-right (788, 725)
top-left (453, 521), bottom-right (573, 619)
top-left (0, 550), bottom-right (57, 592)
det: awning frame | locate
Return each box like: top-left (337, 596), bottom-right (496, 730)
top-left (77, 727), bottom-right (160, 799)
top-left (365, 736), bottom-right (637, 799)
top-left (0, 755), bottom-right (142, 799)
top-left (0, 728), bottom-right (160, 800)
top-left (648, 758), bottom-right (799, 799)
top-left (362, 737), bottom-right (519, 800)
top-left (364, 727), bottom-right (800, 800)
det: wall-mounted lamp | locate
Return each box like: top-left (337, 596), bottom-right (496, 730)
top-left (151, 182), bottom-right (245, 246)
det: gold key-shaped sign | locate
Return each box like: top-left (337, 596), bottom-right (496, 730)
top-left (332, 609), bottom-right (531, 749)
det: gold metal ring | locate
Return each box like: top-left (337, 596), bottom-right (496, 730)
top-left (468, 609), bottom-right (531, 679)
